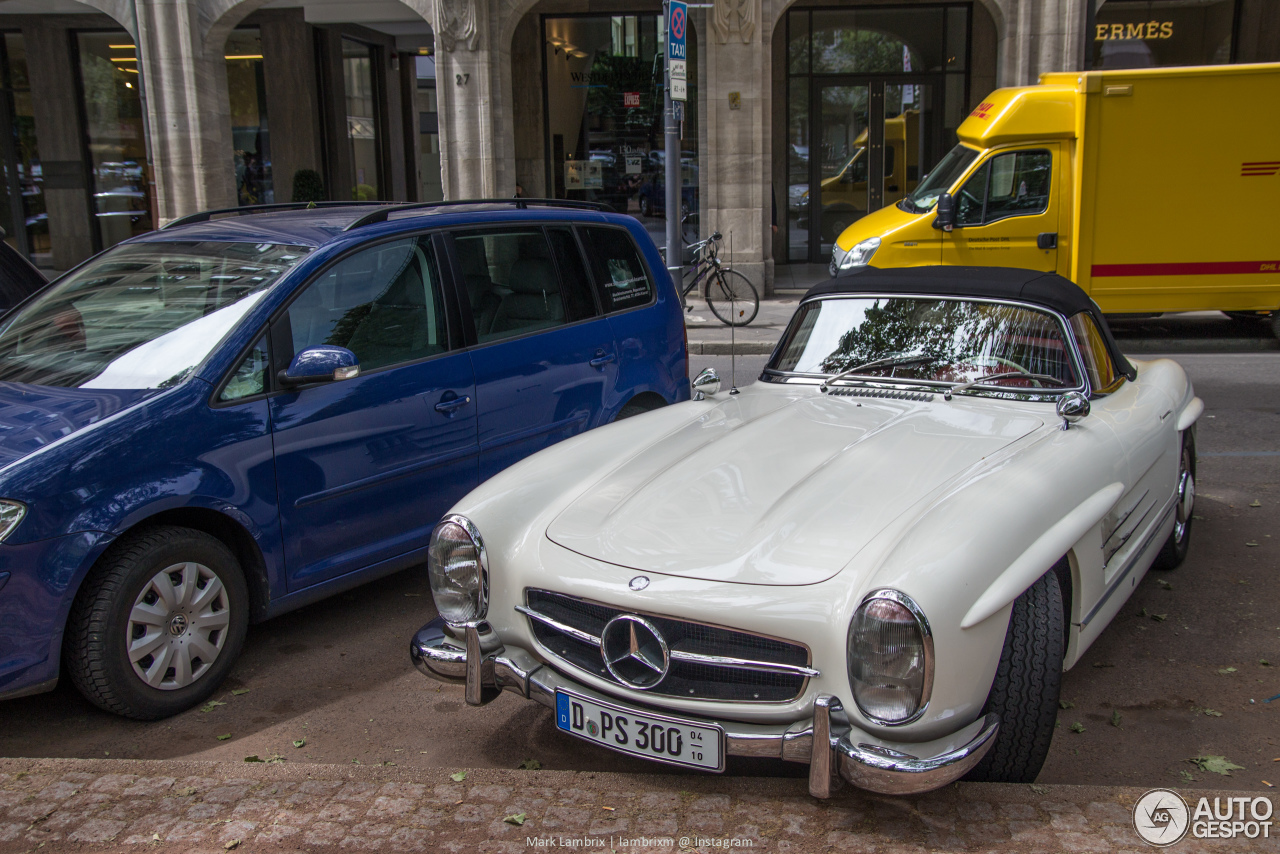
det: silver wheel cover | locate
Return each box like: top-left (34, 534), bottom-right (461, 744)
top-left (1172, 444), bottom-right (1195, 544)
top-left (127, 562), bottom-right (230, 690)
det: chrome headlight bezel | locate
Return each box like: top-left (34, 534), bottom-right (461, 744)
top-left (427, 514), bottom-right (488, 628)
top-left (847, 588), bottom-right (934, 726)
top-left (0, 500), bottom-right (26, 543)
top-left (836, 236), bottom-right (881, 271)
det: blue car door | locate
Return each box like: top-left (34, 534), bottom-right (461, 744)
top-left (448, 225), bottom-right (618, 483)
top-left (269, 234), bottom-right (479, 590)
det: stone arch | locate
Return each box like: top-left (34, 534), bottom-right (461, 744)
top-left (8, 0), bottom-right (139, 36)
top-left (199, 0), bottom-right (435, 56)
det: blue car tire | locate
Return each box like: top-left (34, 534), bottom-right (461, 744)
top-left (64, 526), bottom-right (250, 720)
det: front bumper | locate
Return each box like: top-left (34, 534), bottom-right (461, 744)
top-left (411, 617), bottom-right (999, 797)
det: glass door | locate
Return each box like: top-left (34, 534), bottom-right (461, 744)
top-left (805, 78), bottom-right (940, 263)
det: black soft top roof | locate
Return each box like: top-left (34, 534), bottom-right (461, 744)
top-left (803, 265), bottom-right (1135, 380)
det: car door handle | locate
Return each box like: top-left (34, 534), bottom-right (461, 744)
top-left (1037, 232), bottom-right (1058, 250)
top-left (434, 395), bottom-right (472, 413)
top-left (589, 353), bottom-right (617, 369)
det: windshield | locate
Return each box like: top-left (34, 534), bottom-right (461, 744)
top-left (901, 144), bottom-right (980, 212)
top-left (768, 296), bottom-right (1080, 394)
top-left (0, 241), bottom-right (309, 389)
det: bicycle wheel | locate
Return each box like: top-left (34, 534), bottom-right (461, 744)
top-left (705, 268), bottom-right (759, 327)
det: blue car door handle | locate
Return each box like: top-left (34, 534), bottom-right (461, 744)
top-left (590, 352), bottom-right (616, 369)
top-left (434, 395), bottom-right (472, 414)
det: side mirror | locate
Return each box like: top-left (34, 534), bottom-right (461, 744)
top-left (691, 367), bottom-right (721, 399)
top-left (932, 193), bottom-right (955, 232)
top-left (279, 345), bottom-right (360, 387)
top-left (1056, 391), bottom-right (1090, 430)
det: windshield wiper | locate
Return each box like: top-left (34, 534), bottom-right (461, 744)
top-left (820, 354), bottom-right (936, 392)
top-left (944, 370), bottom-right (1069, 400)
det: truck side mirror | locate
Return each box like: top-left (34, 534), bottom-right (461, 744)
top-left (933, 193), bottom-right (955, 232)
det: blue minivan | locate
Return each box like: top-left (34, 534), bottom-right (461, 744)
top-left (0, 200), bottom-right (688, 718)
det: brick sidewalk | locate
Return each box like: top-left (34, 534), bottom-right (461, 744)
top-left (0, 757), bottom-right (1273, 853)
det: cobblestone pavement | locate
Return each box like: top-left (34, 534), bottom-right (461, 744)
top-left (0, 758), bottom-right (1275, 853)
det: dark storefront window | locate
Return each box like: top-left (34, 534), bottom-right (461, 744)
top-left (542, 14), bottom-right (699, 245)
top-left (1091, 0), bottom-right (1238, 69)
top-left (0, 33), bottom-right (49, 266)
top-left (343, 39), bottom-right (380, 201)
top-left (785, 5), bottom-right (968, 263)
top-left (226, 28), bottom-right (273, 206)
top-left (416, 54), bottom-right (443, 202)
top-left (75, 32), bottom-right (154, 250)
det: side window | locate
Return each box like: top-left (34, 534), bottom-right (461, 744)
top-left (219, 335), bottom-right (268, 402)
top-left (284, 236), bottom-right (447, 372)
top-left (546, 227), bottom-right (599, 323)
top-left (954, 149), bottom-right (1052, 226)
top-left (581, 227), bottom-right (655, 313)
top-left (452, 228), bottom-right (577, 343)
top-left (1069, 312), bottom-right (1121, 393)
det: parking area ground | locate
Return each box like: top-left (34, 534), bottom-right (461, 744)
top-left (0, 312), bottom-right (1276, 843)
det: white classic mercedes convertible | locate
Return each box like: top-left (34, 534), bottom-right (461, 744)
top-left (411, 266), bottom-right (1202, 797)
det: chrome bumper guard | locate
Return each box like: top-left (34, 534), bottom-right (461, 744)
top-left (411, 617), bottom-right (999, 797)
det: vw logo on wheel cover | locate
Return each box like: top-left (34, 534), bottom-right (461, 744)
top-left (600, 614), bottom-right (670, 689)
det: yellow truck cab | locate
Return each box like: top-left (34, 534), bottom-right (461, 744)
top-left (804, 111), bottom-right (920, 242)
top-left (831, 63), bottom-right (1280, 332)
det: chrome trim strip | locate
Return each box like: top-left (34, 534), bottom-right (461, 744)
top-left (809, 695), bottom-right (839, 798)
top-left (1102, 493), bottom-right (1155, 567)
top-left (1081, 496), bottom-right (1178, 627)
top-left (515, 604), bottom-right (601, 646)
top-left (849, 589), bottom-right (934, 727)
top-left (835, 713), bottom-right (1001, 796)
top-left (668, 649), bottom-right (821, 678)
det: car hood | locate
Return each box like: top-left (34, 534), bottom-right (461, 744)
top-left (0, 382), bottom-right (154, 470)
top-left (547, 390), bottom-right (1045, 586)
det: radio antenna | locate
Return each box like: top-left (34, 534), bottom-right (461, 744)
top-left (729, 229), bottom-right (738, 394)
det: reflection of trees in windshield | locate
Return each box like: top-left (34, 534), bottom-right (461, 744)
top-left (777, 298), bottom-right (1077, 387)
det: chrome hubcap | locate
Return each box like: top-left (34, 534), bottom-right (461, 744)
top-left (1172, 446), bottom-right (1195, 544)
top-left (127, 562), bottom-right (230, 690)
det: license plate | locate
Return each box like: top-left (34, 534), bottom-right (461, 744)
top-left (555, 690), bottom-right (724, 772)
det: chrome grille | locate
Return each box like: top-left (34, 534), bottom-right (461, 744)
top-left (522, 589), bottom-right (814, 702)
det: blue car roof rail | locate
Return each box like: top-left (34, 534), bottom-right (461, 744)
top-left (161, 201), bottom-right (387, 230)
top-left (342, 198), bottom-right (615, 231)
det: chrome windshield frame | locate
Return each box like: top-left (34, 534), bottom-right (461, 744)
top-left (763, 292), bottom-right (1093, 402)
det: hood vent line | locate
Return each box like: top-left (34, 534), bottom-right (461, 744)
top-left (825, 386), bottom-right (933, 402)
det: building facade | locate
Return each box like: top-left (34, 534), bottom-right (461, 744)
top-left (1, 0), bottom-right (1276, 287)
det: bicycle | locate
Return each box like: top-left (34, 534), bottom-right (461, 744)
top-left (679, 230), bottom-right (760, 327)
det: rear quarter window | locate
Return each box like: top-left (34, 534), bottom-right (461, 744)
top-left (581, 226), bottom-right (655, 313)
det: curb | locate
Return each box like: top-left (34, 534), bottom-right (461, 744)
top-left (687, 341), bottom-right (777, 355)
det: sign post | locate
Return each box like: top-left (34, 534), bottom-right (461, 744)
top-left (664, 0), bottom-right (687, 299)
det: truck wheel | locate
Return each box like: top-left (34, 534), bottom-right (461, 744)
top-left (65, 526), bottom-right (249, 720)
top-left (1152, 430), bottom-right (1195, 570)
top-left (964, 569), bottom-right (1064, 784)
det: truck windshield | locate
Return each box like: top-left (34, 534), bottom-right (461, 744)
top-left (0, 241), bottom-right (309, 389)
top-left (901, 144), bottom-right (980, 213)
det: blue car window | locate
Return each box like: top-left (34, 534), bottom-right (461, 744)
top-left (285, 237), bottom-right (446, 371)
top-left (581, 227), bottom-right (654, 313)
top-left (546, 227), bottom-right (599, 321)
top-left (219, 335), bottom-right (268, 402)
top-left (453, 228), bottom-right (577, 343)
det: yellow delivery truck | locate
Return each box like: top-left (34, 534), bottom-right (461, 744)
top-left (830, 62), bottom-right (1280, 332)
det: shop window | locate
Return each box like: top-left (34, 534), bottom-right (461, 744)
top-left (226, 28), bottom-right (273, 206)
top-left (75, 32), bottom-right (154, 251)
top-left (416, 54), bottom-right (443, 203)
top-left (1091, 0), bottom-right (1237, 69)
top-left (343, 39), bottom-right (380, 201)
top-left (0, 33), bottom-right (48, 267)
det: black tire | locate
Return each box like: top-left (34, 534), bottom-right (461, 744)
top-left (964, 569), bottom-right (1064, 784)
top-left (705, 269), bottom-right (759, 327)
top-left (616, 399), bottom-right (665, 421)
top-left (1152, 430), bottom-right (1196, 570)
top-left (65, 526), bottom-right (249, 720)
top-left (1272, 312), bottom-right (1280, 339)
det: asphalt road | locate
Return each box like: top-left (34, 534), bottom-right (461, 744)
top-left (0, 348), bottom-right (1275, 793)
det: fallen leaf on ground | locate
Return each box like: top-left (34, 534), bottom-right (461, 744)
top-left (216, 734), bottom-right (232, 741)
top-left (503, 812), bottom-right (527, 826)
top-left (231, 688), bottom-right (249, 696)
top-left (175, 787), bottom-right (197, 796)
top-left (1137, 607), bottom-right (1150, 617)
top-left (199, 700), bottom-right (226, 713)
top-left (266, 754), bottom-right (286, 764)
top-left (1180, 770), bottom-right (1195, 783)
top-left (1250, 500), bottom-right (1262, 507)
top-left (1110, 710), bottom-right (1122, 727)
top-left (1262, 660), bottom-right (1271, 666)
top-left (1246, 541), bottom-right (1260, 547)
top-left (292, 739), bottom-right (306, 748)
top-left (1203, 709), bottom-right (1223, 717)
top-left (1070, 722), bottom-right (1085, 733)
top-left (450, 771), bottom-right (466, 782)
top-left (1059, 700), bottom-right (1075, 709)
top-left (1029, 784), bottom-right (1048, 795)
top-left (1190, 755), bottom-right (1245, 776)
top-left (1158, 579), bottom-right (1173, 590)
top-left (243, 756), bottom-right (263, 763)
top-left (1219, 667), bottom-right (1238, 674)
top-left (224, 840), bottom-right (241, 851)
top-left (1152, 613), bottom-right (1167, 622)
top-left (518, 758), bottom-right (542, 770)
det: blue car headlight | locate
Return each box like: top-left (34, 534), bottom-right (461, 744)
top-left (0, 500), bottom-right (26, 542)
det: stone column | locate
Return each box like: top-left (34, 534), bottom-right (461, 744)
top-left (432, 0), bottom-right (504, 199)
top-left (134, 0), bottom-right (238, 223)
top-left (701, 0), bottom-right (771, 294)
top-left (993, 0), bottom-right (1090, 86)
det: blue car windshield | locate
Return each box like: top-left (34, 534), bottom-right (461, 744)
top-left (0, 241), bottom-right (309, 389)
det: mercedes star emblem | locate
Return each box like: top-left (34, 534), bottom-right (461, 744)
top-left (628, 576), bottom-right (650, 591)
top-left (600, 614), bottom-right (669, 689)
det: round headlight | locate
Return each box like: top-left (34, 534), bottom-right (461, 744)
top-left (847, 590), bottom-right (933, 725)
top-left (428, 515), bottom-right (487, 626)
